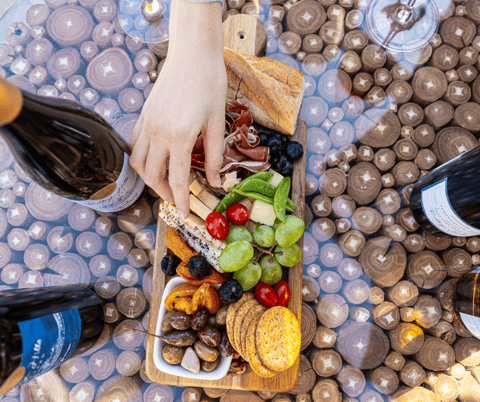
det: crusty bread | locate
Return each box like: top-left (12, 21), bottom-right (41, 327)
top-left (224, 48), bottom-right (305, 136)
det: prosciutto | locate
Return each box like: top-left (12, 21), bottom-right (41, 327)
top-left (191, 100), bottom-right (270, 177)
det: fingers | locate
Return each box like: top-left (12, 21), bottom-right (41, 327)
top-left (129, 135), bottom-right (150, 180)
top-left (168, 146), bottom-right (194, 219)
top-left (204, 111), bottom-right (225, 188)
top-left (129, 114), bottom-right (145, 150)
top-left (144, 145), bottom-right (171, 201)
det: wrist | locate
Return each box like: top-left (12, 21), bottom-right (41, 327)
top-left (168, 0), bottom-right (224, 57)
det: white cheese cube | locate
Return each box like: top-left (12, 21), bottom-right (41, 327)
top-left (190, 194), bottom-right (212, 221)
top-left (249, 200), bottom-right (276, 226)
top-left (268, 169), bottom-right (284, 187)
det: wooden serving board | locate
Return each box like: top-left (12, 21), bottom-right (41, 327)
top-left (145, 14), bottom-right (306, 392)
top-left (146, 119), bottom-right (306, 392)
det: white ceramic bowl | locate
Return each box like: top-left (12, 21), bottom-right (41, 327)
top-left (153, 277), bottom-right (232, 380)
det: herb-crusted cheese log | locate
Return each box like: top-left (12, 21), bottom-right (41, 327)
top-left (159, 202), bottom-right (226, 272)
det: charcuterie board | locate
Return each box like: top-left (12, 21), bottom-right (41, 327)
top-left (145, 14), bottom-right (306, 392)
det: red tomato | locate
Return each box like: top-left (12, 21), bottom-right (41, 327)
top-left (255, 283), bottom-right (278, 308)
top-left (206, 212), bottom-right (229, 241)
top-left (226, 203), bottom-right (249, 225)
top-left (274, 280), bottom-right (291, 307)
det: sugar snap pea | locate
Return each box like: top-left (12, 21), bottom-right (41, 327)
top-left (215, 172), bottom-right (274, 213)
top-left (231, 188), bottom-right (296, 213)
top-left (274, 177), bottom-right (291, 223)
top-left (237, 179), bottom-right (297, 211)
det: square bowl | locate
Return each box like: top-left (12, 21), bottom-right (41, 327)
top-left (153, 276), bottom-right (233, 380)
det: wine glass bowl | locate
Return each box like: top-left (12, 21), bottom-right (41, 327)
top-left (365, 0), bottom-right (440, 53)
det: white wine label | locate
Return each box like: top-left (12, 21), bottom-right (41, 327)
top-left (421, 177), bottom-right (480, 237)
top-left (18, 309), bottom-right (81, 385)
top-left (75, 156), bottom-right (145, 213)
top-left (460, 267), bottom-right (480, 339)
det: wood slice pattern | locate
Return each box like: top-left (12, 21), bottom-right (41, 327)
top-left (407, 250), bottom-right (447, 289)
top-left (46, 5), bottom-right (94, 47)
top-left (44, 253), bottom-right (91, 286)
top-left (354, 109), bottom-right (400, 148)
top-left (336, 322), bottom-right (389, 370)
top-left (415, 337), bottom-right (455, 371)
top-left (318, 69), bottom-right (352, 104)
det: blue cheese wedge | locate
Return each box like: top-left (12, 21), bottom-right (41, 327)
top-left (159, 202), bottom-right (225, 272)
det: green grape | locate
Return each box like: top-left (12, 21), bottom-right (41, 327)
top-left (225, 225), bottom-right (253, 244)
top-left (272, 218), bottom-right (283, 230)
top-left (233, 261), bottom-right (262, 291)
top-left (274, 244), bottom-right (302, 267)
top-left (259, 255), bottom-right (283, 285)
top-left (253, 225), bottom-right (276, 248)
top-left (218, 241), bottom-right (254, 272)
top-left (275, 215), bottom-right (305, 248)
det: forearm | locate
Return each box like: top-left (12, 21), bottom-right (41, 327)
top-left (168, 0), bottom-right (224, 59)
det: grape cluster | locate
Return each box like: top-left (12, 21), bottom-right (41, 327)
top-left (259, 132), bottom-right (304, 176)
top-left (218, 216), bottom-right (305, 292)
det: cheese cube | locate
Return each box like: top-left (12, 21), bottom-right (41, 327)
top-left (190, 194), bottom-right (212, 221)
top-left (249, 200), bottom-right (276, 226)
top-left (268, 169), bottom-right (284, 187)
top-left (189, 180), bottom-right (221, 211)
top-left (238, 198), bottom-right (253, 212)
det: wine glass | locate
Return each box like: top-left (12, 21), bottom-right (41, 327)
top-left (117, 0), bottom-right (170, 45)
top-left (365, 0), bottom-right (440, 53)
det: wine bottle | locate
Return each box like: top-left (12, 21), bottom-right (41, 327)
top-left (410, 146), bottom-right (480, 237)
top-left (0, 284), bottom-right (104, 395)
top-left (0, 77), bottom-right (145, 213)
top-left (437, 269), bottom-right (480, 340)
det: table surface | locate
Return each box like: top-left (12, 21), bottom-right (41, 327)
top-left (2, 0), bottom-right (480, 401)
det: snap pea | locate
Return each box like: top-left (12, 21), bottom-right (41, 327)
top-left (231, 188), bottom-right (296, 213)
top-left (273, 177), bottom-right (291, 223)
top-left (238, 179), bottom-right (297, 211)
top-left (215, 172), bottom-right (273, 213)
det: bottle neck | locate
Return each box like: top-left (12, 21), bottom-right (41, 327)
top-left (0, 77), bottom-right (23, 126)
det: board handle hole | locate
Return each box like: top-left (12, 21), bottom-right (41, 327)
top-left (238, 31), bottom-right (246, 40)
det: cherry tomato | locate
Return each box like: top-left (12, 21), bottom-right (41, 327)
top-left (206, 212), bottom-right (229, 241)
top-left (255, 283), bottom-right (278, 308)
top-left (226, 203), bottom-right (249, 225)
top-left (274, 280), bottom-right (291, 307)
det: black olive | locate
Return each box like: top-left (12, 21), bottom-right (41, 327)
top-left (266, 137), bottom-right (282, 154)
top-left (278, 161), bottom-right (294, 176)
top-left (285, 141), bottom-right (304, 162)
top-left (161, 254), bottom-right (182, 276)
top-left (218, 279), bottom-right (243, 303)
top-left (187, 255), bottom-right (212, 277)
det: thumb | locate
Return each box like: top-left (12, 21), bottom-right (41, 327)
top-left (204, 113), bottom-right (225, 188)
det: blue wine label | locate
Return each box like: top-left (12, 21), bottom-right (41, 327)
top-left (460, 268), bottom-right (480, 339)
top-left (421, 177), bottom-right (480, 237)
top-left (17, 309), bottom-right (82, 385)
top-left (74, 156), bottom-right (145, 213)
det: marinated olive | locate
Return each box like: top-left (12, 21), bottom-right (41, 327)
top-left (207, 315), bottom-right (221, 329)
top-left (169, 311), bottom-right (192, 330)
top-left (194, 340), bottom-right (219, 362)
top-left (201, 358), bottom-right (220, 372)
top-left (162, 344), bottom-right (185, 365)
top-left (159, 330), bottom-right (197, 347)
top-left (215, 305), bottom-right (228, 326)
top-left (191, 309), bottom-right (209, 331)
top-left (161, 311), bottom-right (175, 333)
top-left (197, 325), bottom-right (221, 347)
top-left (218, 332), bottom-right (235, 357)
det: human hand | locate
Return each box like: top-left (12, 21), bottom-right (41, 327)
top-left (129, 0), bottom-right (226, 219)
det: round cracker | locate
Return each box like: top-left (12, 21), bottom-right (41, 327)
top-left (246, 313), bottom-right (278, 378)
top-left (233, 299), bottom-right (260, 357)
top-left (256, 306), bottom-right (301, 372)
top-left (240, 305), bottom-right (266, 360)
top-left (226, 292), bottom-right (254, 352)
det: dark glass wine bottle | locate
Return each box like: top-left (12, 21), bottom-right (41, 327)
top-left (0, 284), bottom-right (104, 395)
top-left (410, 146), bottom-right (480, 237)
top-left (0, 77), bottom-right (145, 213)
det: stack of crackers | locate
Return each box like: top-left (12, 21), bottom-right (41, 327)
top-left (226, 293), bottom-right (301, 378)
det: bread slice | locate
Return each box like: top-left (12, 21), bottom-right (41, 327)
top-left (224, 48), bottom-right (305, 135)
